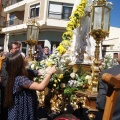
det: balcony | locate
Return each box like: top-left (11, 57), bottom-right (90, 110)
top-left (0, 16), bottom-right (5, 27)
top-left (3, 0), bottom-right (25, 13)
top-left (4, 0), bottom-right (23, 7)
top-left (3, 18), bottom-right (24, 27)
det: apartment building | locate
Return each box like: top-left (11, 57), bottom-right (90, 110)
top-left (1, 0), bottom-right (75, 55)
top-left (1, 0), bottom-right (120, 58)
top-left (0, 0), bottom-right (6, 52)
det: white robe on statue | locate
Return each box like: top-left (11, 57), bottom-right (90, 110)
top-left (69, 0), bottom-right (102, 64)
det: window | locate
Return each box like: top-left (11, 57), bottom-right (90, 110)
top-left (48, 2), bottom-right (73, 20)
top-left (51, 41), bottom-right (60, 52)
top-left (21, 42), bottom-right (27, 55)
top-left (9, 14), bottom-right (15, 25)
top-left (62, 5), bottom-right (73, 20)
top-left (30, 3), bottom-right (40, 18)
top-left (0, 34), bottom-right (5, 52)
top-left (37, 41), bottom-right (45, 49)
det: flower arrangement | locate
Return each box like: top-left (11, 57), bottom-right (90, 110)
top-left (30, 58), bottom-right (91, 112)
top-left (30, 52), bottom-right (89, 91)
top-left (101, 54), bottom-right (119, 71)
top-left (30, 0), bottom-right (87, 84)
top-left (29, 0), bottom-right (90, 113)
top-left (30, 0), bottom-right (88, 89)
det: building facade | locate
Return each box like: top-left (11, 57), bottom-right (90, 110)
top-left (1, 0), bottom-right (75, 55)
top-left (0, 0), bottom-right (6, 52)
top-left (1, 0), bottom-right (120, 59)
top-left (102, 27), bottom-right (120, 59)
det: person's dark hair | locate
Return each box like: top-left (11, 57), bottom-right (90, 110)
top-left (44, 46), bottom-right (49, 49)
top-left (43, 46), bottom-right (50, 56)
top-left (36, 45), bottom-right (44, 61)
top-left (8, 41), bottom-right (19, 51)
top-left (4, 51), bottom-right (28, 108)
top-left (16, 41), bottom-right (22, 48)
top-left (8, 42), bottom-right (13, 51)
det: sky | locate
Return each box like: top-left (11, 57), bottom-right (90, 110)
top-left (108, 0), bottom-right (120, 28)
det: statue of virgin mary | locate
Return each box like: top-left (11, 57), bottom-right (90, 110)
top-left (69, 0), bottom-right (102, 64)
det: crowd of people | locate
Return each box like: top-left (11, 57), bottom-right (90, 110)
top-left (0, 41), bottom-right (120, 120)
top-left (0, 41), bottom-right (56, 120)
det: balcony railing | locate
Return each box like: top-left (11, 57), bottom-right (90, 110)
top-left (0, 16), bottom-right (5, 27)
top-left (3, 18), bottom-right (24, 27)
top-left (4, 0), bottom-right (23, 7)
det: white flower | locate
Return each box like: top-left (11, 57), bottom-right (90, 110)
top-left (35, 66), bottom-right (39, 70)
top-left (40, 60), bottom-right (45, 64)
top-left (85, 75), bottom-right (92, 80)
top-left (70, 72), bottom-right (76, 79)
top-left (31, 64), bottom-right (35, 69)
top-left (33, 77), bottom-right (37, 81)
top-left (60, 59), bottom-right (66, 63)
top-left (68, 80), bottom-right (78, 87)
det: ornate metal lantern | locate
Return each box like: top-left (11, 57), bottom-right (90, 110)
top-left (90, 0), bottom-right (112, 93)
top-left (26, 20), bottom-right (40, 59)
top-left (91, 0), bottom-right (111, 32)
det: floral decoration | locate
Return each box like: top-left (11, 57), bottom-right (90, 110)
top-left (30, 0), bottom-right (88, 90)
top-left (29, 0), bottom-right (90, 112)
top-left (101, 54), bottom-right (119, 71)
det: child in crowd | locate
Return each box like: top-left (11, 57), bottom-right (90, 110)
top-left (4, 51), bottom-right (56, 120)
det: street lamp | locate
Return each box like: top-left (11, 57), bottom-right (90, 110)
top-left (26, 20), bottom-right (40, 60)
top-left (90, 0), bottom-right (112, 93)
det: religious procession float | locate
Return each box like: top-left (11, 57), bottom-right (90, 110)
top-left (25, 0), bottom-right (115, 119)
